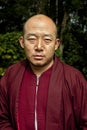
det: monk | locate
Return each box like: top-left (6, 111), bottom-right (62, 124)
top-left (0, 14), bottom-right (87, 130)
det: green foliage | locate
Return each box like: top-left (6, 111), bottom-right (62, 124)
top-left (0, 0), bottom-right (48, 33)
top-left (63, 27), bottom-right (87, 78)
top-left (0, 0), bottom-right (87, 78)
top-left (0, 32), bottom-right (25, 76)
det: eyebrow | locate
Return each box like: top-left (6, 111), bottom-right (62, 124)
top-left (26, 33), bottom-right (36, 37)
top-left (26, 33), bottom-right (53, 38)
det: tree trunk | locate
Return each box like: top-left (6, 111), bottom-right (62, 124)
top-left (59, 11), bottom-right (69, 58)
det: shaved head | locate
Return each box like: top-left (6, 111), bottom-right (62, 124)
top-left (19, 14), bottom-right (60, 75)
top-left (23, 14), bottom-right (57, 37)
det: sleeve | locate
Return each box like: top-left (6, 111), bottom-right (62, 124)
top-left (69, 69), bottom-right (87, 129)
top-left (64, 64), bottom-right (87, 129)
top-left (0, 73), bottom-right (14, 130)
top-left (79, 73), bottom-right (87, 129)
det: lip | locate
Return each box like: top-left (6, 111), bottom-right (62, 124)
top-left (33, 55), bottom-right (44, 60)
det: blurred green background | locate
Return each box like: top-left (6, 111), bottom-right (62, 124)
top-left (0, 0), bottom-right (87, 78)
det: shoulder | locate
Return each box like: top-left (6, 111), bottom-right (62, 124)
top-left (55, 56), bottom-right (82, 76)
top-left (6, 59), bottom-right (28, 73)
top-left (0, 59), bottom-right (29, 94)
top-left (1, 59), bottom-right (28, 84)
top-left (7, 59), bottom-right (27, 71)
top-left (55, 56), bottom-right (86, 85)
top-left (64, 63), bottom-right (86, 79)
top-left (63, 63), bottom-right (87, 90)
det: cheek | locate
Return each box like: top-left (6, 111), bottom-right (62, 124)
top-left (24, 43), bottom-right (34, 52)
top-left (46, 46), bottom-right (55, 54)
top-left (24, 46), bottom-right (34, 57)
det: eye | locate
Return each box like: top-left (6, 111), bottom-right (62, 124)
top-left (27, 37), bottom-right (36, 43)
top-left (28, 38), bottom-right (36, 41)
top-left (44, 38), bottom-right (52, 43)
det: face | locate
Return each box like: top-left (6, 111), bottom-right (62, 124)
top-left (19, 15), bottom-right (60, 70)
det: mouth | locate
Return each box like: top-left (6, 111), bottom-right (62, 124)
top-left (33, 55), bottom-right (44, 60)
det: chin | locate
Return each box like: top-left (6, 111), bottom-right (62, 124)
top-left (30, 61), bottom-right (46, 67)
top-left (33, 63), bottom-right (45, 67)
top-left (30, 58), bottom-right (53, 68)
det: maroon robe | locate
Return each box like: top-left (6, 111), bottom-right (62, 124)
top-left (0, 56), bottom-right (87, 130)
top-left (18, 65), bottom-right (52, 130)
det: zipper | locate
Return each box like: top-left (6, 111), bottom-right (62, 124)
top-left (35, 75), bottom-right (40, 130)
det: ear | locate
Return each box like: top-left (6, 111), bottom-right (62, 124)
top-left (55, 38), bottom-right (60, 50)
top-left (19, 36), bottom-right (24, 48)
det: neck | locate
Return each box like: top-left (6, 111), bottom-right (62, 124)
top-left (30, 61), bottom-right (54, 76)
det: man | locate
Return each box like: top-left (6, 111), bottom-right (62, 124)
top-left (0, 14), bottom-right (87, 130)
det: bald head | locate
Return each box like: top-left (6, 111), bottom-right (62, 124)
top-left (19, 14), bottom-right (60, 73)
top-left (23, 14), bottom-right (57, 37)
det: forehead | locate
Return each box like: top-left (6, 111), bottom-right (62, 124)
top-left (24, 15), bottom-right (57, 35)
top-left (25, 33), bottom-right (54, 39)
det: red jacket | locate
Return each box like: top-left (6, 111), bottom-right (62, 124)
top-left (0, 56), bottom-right (87, 130)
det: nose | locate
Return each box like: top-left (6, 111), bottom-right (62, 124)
top-left (35, 38), bottom-right (43, 50)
